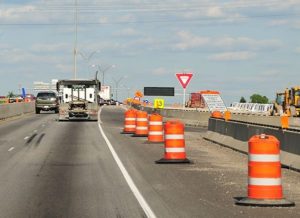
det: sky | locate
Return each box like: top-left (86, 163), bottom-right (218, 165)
top-left (0, 0), bottom-right (300, 105)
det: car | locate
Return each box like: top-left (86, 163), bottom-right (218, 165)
top-left (35, 91), bottom-right (59, 114)
top-left (9, 95), bottom-right (24, 103)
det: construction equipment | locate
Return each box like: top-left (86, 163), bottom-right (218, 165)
top-left (186, 92), bottom-right (206, 108)
top-left (273, 87), bottom-right (300, 117)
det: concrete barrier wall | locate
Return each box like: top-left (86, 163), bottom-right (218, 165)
top-left (206, 118), bottom-right (300, 170)
top-left (136, 105), bottom-right (210, 127)
top-left (0, 102), bottom-right (35, 120)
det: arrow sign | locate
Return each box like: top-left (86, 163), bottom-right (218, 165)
top-left (176, 73), bottom-right (193, 89)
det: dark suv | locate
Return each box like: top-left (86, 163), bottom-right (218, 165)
top-left (35, 91), bottom-right (59, 114)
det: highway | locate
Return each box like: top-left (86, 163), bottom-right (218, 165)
top-left (0, 106), bottom-right (299, 218)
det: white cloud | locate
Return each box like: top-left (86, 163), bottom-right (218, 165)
top-left (295, 47), bottom-right (300, 54)
top-left (31, 43), bottom-right (71, 53)
top-left (173, 31), bottom-right (282, 51)
top-left (174, 31), bottom-right (210, 50)
top-left (113, 28), bottom-right (140, 37)
top-left (152, 67), bottom-right (169, 75)
top-left (208, 51), bottom-right (256, 61)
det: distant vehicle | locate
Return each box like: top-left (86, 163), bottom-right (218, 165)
top-left (56, 78), bottom-right (100, 121)
top-left (25, 94), bottom-right (36, 102)
top-left (35, 91), bottom-right (59, 114)
top-left (99, 85), bottom-right (111, 105)
top-left (9, 95), bottom-right (24, 103)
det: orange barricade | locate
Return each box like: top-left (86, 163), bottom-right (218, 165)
top-left (148, 113), bottom-right (164, 143)
top-left (211, 111), bottom-right (223, 119)
top-left (156, 120), bottom-right (190, 164)
top-left (236, 134), bottom-right (294, 207)
top-left (133, 110), bottom-right (148, 137)
top-left (224, 110), bottom-right (231, 121)
top-left (281, 114), bottom-right (289, 129)
top-left (122, 109), bottom-right (136, 134)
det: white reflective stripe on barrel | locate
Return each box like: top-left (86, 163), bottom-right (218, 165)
top-left (149, 121), bottom-right (163, 125)
top-left (136, 118), bottom-right (148, 122)
top-left (125, 125), bottom-right (136, 128)
top-left (248, 178), bottom-right (281, 186)
top-left (249, 154), bottom-right (280, 162)
top-left (125, 118), bottom-right (136, 121)
top-left (148, 131), bottom-right (163, 136)
top-left (165, 147), bottom-right (185, 153)
top-left (136, 126), bottom-right (148, 130)
top-left (165, 134), bottom-right (184, 140)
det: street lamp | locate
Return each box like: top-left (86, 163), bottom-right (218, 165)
top-left (91, 64), bottom-right (115, 85)
top-left (113, 75), bottom-right (127, 102)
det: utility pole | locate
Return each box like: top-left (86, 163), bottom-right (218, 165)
top-left (73, 0), bottom-right (78, 79)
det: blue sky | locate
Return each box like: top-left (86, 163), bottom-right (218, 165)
top-left (0, 0), bottom-right (300, 105)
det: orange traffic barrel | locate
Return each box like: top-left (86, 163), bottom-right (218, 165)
top-left (122, 109), bottom-right (136, 134)
top-left (281, 114), bottom-right (289, 129)
top-left (224, 110), bottom-right (231, 121)
top-left (211, 111), bottom-right (223, 119)
top-left (133, 110), bottom-right (148, 137)
top-left (147, 113), bottom-right (164, 143)
top-left (235, 134), bottom-right (294, 207)
top-left (156, 120), bottom-right (190, 164)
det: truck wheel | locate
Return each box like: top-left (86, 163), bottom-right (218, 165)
top-left (35, 108), bottom-right (40, 114)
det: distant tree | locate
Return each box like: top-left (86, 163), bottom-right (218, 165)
top-left (7, 91), bottom-right (15, 98)
top-left (239, 96), bottom-right (246, 103)
top-left (250, 94), bottom-right (269, 104)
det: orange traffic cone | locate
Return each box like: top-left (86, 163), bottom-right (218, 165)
top-left (156, 120), bottom-right (191, 164)
top-left (235, 134), bottom-right (294, 207)
top-left (122, 109), bottom-right (136, 134)
top-left (147, 113), bottom-right (164, 143)
top-left (133, 110), bottom-right (148, 137)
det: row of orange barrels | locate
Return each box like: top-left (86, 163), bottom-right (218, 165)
top-left (122, 108), bottom-right (189, 163)
top-left (211, 110), bottom-right (290, 129)
top-left (122, 108), bottom-right (295, 207)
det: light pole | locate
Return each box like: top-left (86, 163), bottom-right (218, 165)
top-left (113, 76), bottom-right (127, 102)
top-left (91, 64), bottom-right (115, 85)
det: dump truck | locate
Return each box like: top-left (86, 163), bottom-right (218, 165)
top-left (56, 78), bottom-right (101, 121)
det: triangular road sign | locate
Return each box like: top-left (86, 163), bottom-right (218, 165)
top-left (176, 73), bottom-right (193, 89)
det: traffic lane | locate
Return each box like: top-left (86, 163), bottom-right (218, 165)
top-left (0, 118), bottom-right (145, 218)
top-left (0, 113), bottom-right (57, 164)
top-left (101, 106), bottom-right (300, 218)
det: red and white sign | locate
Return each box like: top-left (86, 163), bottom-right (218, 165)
top-left (176, 73), bottom-right (193, 89)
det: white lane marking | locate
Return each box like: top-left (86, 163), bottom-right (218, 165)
top-left (98, 107), bottom-right (156, 218)
top-left (8, 147), bottom-right (15, 152)
top-left (24, 136), bottom-right (29, 140)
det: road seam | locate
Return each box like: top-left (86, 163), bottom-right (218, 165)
top-left (97, 107), bottom-right (156, 218)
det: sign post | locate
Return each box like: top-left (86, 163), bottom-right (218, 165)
top-left (176, 73), bottom-right (193, 108)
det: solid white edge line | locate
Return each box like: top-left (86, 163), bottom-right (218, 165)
top-left (8, 147), bottom-right (15, 152)
top-left (97, 107), bottom-right (156, 218)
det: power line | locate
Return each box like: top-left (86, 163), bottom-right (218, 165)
top-left (0, 12), bottom-right (299, 26)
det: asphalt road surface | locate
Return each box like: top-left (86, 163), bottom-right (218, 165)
top-left (0, 107), bottom-right (299, 218)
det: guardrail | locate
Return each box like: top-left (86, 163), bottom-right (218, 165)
top-left (0, 102), bottom-right (35, 120)
top-left (204, 118), bottom-right (300, 171)
top-left (228, 102), bottom-right (274, 115)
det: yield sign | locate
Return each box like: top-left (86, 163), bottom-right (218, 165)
top-left (176, 73), bottom-right (193, 89)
